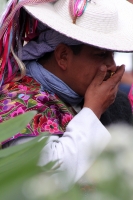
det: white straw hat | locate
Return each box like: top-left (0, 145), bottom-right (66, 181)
top-left (23, 0), bottom-right (133, 52)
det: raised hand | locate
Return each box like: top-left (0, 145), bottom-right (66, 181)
top-left (83, 64), bottom-right (125, 118)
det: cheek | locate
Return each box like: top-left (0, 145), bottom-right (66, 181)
top-left (71, 58), bottom-right (101, 85)
top-left (83, 64), bottom-right (100, 84)
top-left (90, 66), bottom-right (100, 79)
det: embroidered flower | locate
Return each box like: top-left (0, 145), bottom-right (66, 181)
top-left (33, 114), bottom-right (47, 129)
top-left (39, 115), bottom-right (48, 127)
top-left (62, 114), bottom-right (73, 127)
top-left (49, 105), bottom-right (60, 117)
top-left (2, 99), bottom-right (16, 111)
top-left (10, 107), bottom-right (25, 118)
top-left (35, 92), bottom-right (49, 104)
top-left (8, 91), bottom-right (17, 99)
top-left (1, 76), bottom-right (75, 145)
top-left (18, 85), bottom-right (28, 91)
top-left (45, 120), bottom-right (59, 133)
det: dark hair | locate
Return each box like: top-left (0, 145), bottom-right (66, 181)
top-left (40, 51), bottom-right (54, 61)
top-left (100, 90), bottom-right (133, 126)
top-left (80, 90), bottom-right (133, 126)
top-left (69, 44), bottom-right (83, 55)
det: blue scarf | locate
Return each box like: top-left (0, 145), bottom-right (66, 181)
top-left (26, 61), bottom-right (83, 105)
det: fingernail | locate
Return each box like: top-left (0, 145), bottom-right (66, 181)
top-left (100, 65), bottom-right (106, 71)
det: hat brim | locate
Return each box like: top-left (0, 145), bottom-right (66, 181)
top-left (24, 0), bottom-right (133, 52)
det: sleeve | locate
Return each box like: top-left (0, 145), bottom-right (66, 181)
top-left (8, 107), bottom-right (111, 188)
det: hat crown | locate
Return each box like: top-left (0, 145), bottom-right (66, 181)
top-left (54, 0), bottom-right (118, 33)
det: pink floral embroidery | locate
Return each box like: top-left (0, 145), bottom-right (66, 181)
top-left (0, 76), bottom-right (75, 145)
top-left (18, 85), bottom-right (28, 91)
top-left (35, 92), bottom-right (49, 103)
top-left (62, 114), bottom-right (73, 127)
top-left (33, 114), bottom-right (47, 129)
top-left (10, 107), bottom-right (25, 118)
top-left (45, 120), bottom-right (59, 133)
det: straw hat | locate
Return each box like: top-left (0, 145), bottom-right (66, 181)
top-left (23, 0), bottom-right (133, 52)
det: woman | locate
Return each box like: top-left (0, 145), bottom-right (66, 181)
top-left (0, 0), bottom-right (133, 187)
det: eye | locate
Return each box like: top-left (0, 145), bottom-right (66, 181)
top-left (97, 51), bottom-right (114, 58)
top-left (94, 50), bottom-right (114, 58)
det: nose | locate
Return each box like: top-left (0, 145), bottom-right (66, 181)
top-left (105, 52), bottom-right (117, 72)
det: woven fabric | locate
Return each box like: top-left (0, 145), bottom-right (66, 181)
top-left (0, 76), bottom-right (76, 146)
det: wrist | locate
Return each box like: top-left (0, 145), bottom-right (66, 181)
top-left (83, 104), bottom-right (102, 119)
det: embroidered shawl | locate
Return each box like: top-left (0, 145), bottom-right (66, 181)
top-left (0, 76), bottom-right (76, 146)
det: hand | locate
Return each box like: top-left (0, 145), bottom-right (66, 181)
top-left (83, 64), bottom-right (125, 118)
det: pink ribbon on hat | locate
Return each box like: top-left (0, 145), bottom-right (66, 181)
top-left (69, 0), bottom-right (90, 24)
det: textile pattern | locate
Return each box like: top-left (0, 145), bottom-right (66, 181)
top-left (0, 76), bottom-right (76, 145)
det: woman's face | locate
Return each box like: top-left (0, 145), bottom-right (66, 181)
top-left (65, 44), bottom-right (116, 96)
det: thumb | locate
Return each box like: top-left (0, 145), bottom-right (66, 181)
top-left (92, 65), bottom-right (107, 85)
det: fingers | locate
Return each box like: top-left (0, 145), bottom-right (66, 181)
top-left (104, 65), bottom-right (125, 104)
top-left (108, 64), bottom-right (125, 86)
top-left (90, 64), bottom-right (125, 88)
top-left (83, 64), bottom-right (125, 118)
top-left (92, 65), bottom-right (107, 85)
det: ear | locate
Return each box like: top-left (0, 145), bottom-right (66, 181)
top-left (54, 44), bottom-right (72, 70)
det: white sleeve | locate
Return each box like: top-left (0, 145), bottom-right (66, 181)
top-left (37, 107), bottom-right (111, 187)
top-left (8, 107), bottom-right (111, 188)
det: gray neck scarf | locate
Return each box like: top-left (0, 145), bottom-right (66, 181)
top-left (26, 61), bottom-right (83, 105)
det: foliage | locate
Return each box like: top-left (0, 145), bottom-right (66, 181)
top-left (0, 111), bottom-right (50, 200)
